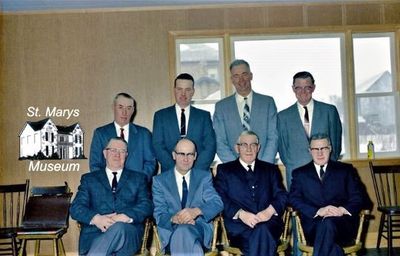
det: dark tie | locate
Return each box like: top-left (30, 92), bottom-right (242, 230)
top-left (246, 165), bottom-right (256, 200)
top-left (112, 172), bottom-right (118, 193)
top-left (243, 97), bottom-right (250, 131)
top-left (180, 109), bottom-right (186, 137)
top-left (319, 165), bottom-right (325, 180)
top-left (181, 176), bottom-right (188, 209)
top-left (120, 128), bottom-right (125, 140)
top-left (303, 106), bottom-right (310, 137)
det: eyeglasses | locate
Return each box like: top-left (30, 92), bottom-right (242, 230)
top-left (293, 86), bottom-right (314, 92)
top-left (237, 143), bottom-right (258, 150)
top-left (310, 146), bottom-right (330, 153)
top-left (106, 148), bottom-right (128, 154)
top-left (174, 151), bottom-right (196, 158)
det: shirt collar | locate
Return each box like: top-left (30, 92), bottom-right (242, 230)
top-left (239, 158), bottom-right (255, 171)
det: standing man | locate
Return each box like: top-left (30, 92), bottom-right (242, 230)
top-left (289, 134), bottom-right (364, 256)
top-left (71, 137), bottom-right (153, 256)
top-left (153, 73), bottom-right (216, 172)
top-left (90, 92), bottom-right (157, 181)
top-left (213, 59), bottom-right (278, 163)
top-left (152, 138), bottom-right (223, 255)
top-left (278, 71), bottom-right (342, 187)
top-left (215, 131), bottom-right (288, 256)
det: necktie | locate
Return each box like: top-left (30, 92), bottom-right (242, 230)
top-left (180, 109), bottom-right (186, 137)
top-left (319, 165), bottom-right (325, 180)
top-left (120, 128), bottom-right (125, 140)
top-left (181, 176), bottom-right (188, 209)
top-left (303, 106), bottom-right (310, 137)
top-left (243, 97), bottom-right (250, 131)
top-left (112, 172), bottom-right (118, 193)
top-left (246, 165), bottom-right (256, 199)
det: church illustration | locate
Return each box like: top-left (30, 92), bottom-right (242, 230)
top-left (19, 118), bottom-right (85, 160)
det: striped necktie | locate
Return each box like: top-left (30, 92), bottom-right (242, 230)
top-left (243, 97), bottom-right (250, 131)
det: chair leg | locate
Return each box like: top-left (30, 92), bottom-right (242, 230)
top-left (34, 240), bottom-right (40, 256)
top-left (53, 238), bottom-right (59, 256)
top-left (11, 237), bottom-right (18, 256)
top-left (377, 213), bottom-right (385, 249)
top-left (387, 215), bottom-right (392, 256)
top-left (18, 239), bottom-right (26, 256)
top-left (58, 238), bottom-right (66, 256)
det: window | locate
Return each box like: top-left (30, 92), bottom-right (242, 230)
top-left (173, 29), bottom-right (399, 160)
top-left (176, 38), bottom-right (225, 115)
top-left (353, 33), bottom-right (399, 157)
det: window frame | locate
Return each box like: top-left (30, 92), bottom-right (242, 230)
top-left (169, 26), bottom-right (400, 160)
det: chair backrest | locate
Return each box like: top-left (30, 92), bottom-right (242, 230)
top-left (369, 161), bottom-right (400, 207)
top-left (0, 179), bottom-right (30, 228)
top-left (30, 182), bottom-right (70, 196)
top-left (22, 185), bottom-right (72, 229)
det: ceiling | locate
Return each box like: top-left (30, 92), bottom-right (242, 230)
top-left (1, 0), bottom-right (367, 12)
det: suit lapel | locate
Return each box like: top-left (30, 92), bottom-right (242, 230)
top-left (116, 169), bottom-right (129, 192)
top-left (97, 170), bottom-right (113, 192)
top-left (168, 106), bottom-right (181, 138)
top-left (127, 123), bottom-right (137, 157)
top-left (228, 95), bottom-right (244, 133)
top-left (186, 169), bottom-right (200, 207)
top-left (165, 170), bottom-right (181, 208)
top-left (289, 103), bottom-right (310, 139)
top-left (187, 106), bottom-right (197, 137)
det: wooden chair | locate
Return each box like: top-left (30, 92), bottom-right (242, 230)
top-left (153, 217), bottom-right (219, 256)
top-left (135, 218), bottom-right (152, 256)
top-left (219, 208), bottom-right (292, 256)
top-left (369, 161), bottom-right (400, 255)
top-left (17, 183), bottom-right (72, 256)
top-left (292, 209), bottom-right (370, 256)
top-left (0, 179), bottom-right (30, 256)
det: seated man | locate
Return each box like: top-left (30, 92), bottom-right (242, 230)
top-left (289, 133), bottom-right (365, 256)
top-left (152, 138), bottom-right (223, 256)
top-left (71, 137), bottom-right (153, 256)
top-left (215, 131), bottom-right (288, 256)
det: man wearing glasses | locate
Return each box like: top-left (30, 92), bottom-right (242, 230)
top-left (289, 133), bottom-right (364, 256)
top-left (278, 71), bottom-right (342, 188)
top-left (152, 138), bottom-right (223, 256)
top-left (71, 137), bottom-right (153, 256)
top-left (215, 131), bottom-right (288, 256)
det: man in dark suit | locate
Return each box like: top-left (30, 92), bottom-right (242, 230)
top-left (152, 138), bottom-right (223, 255)
top-left (215, 131), bottom-right (287, 256)
top-left (90, 92), bottom-right (157, 181)
top-left (213, 59), bottom-right (278, 164)
top-left (289, 133), bottom-right (364, 256)
top-left (71, 137), bottom-right (153, 256)
top-left (152, 73), bottom-right (216, 172)
top-left (278, 71), bottom-right (342, 188)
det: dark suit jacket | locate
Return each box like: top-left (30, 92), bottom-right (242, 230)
top-left (215, 159), bottom-right (287, 235)
top-left (278, 100), bottom-right (342, 176)
top-left (289, 160), bottom-right (364, 236)
top-left (89, 122), bottom-right (157, 181)
top-left (70, 168), bottom-right (153, 254)
top-left (152, 168), bottom-right (223, 251)
top-left (152, 105), bottom-right (216, 172)
top-left (213, 92), bottom-right (278, 163)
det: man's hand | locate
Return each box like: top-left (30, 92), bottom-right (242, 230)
top-left (238, 210), bottom-right (261, 228)
top-left (91, 213), bottom-right (116, 232)
top-left (171, 208), bottom-right (202, 225)
top-left (317, 205), bottom-right (345, 217)
top-left (256, 205), bottom-right (276, 222)
top-left (111, 213), bottom-right (132, 223)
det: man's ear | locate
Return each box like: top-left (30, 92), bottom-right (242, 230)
top-left (172, 151), bottom-right (176, 160)
top-left (235, 145), bottom-right (240, 154)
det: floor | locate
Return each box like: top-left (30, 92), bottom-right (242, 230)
top-left (363, 248), bottom-right (400, 256)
